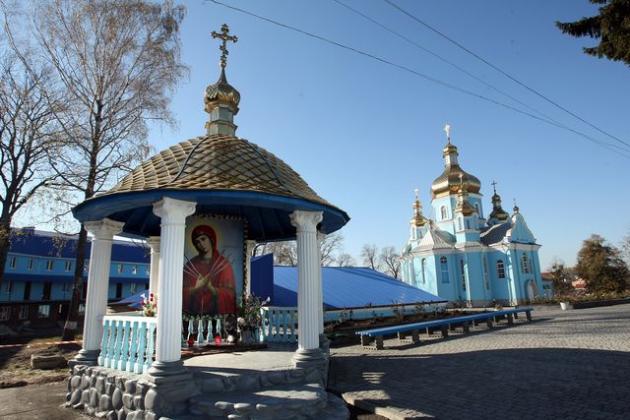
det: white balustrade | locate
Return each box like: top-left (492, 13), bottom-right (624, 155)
top-left (260, 307), bottom-right (298, 343)
top-left (98, 315), bottom-right (157, 374)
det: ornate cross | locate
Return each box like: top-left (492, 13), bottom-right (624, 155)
top-left (211, 23), bottom-right (238, 69)
top-left (443, 123), bottom-right (451, 143)
top-left (491, 180), bottom-right (497, 194)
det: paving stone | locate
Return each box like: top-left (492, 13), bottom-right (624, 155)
top-left (330, 304), bottom-right (630, 420)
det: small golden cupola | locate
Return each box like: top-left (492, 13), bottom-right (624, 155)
top-left (204, 24), bottom-right (241, 136)
top-left (411, 188), bottom-right (427, 227)
top-left (431, 124), bottom-right (481, 199)
top-left (488, 181), bottom-right (510, 224)
top-left (454, 174), bottom-right (476, 216)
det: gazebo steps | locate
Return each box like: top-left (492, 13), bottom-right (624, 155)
top-left (192, 366), bottom-right (322, 394)
top-left (189, 383), bottom-right (348, 419)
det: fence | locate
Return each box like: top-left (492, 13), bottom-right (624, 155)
top-left (98, 315), bottom-right (156, 374)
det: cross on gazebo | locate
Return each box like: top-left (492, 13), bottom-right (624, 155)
top-left (211, 23), bottom-right (238, 69)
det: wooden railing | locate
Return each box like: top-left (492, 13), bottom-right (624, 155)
top-left (98, 315), bottom-right (156, 374)
top-left (259, 306), bottom-right (298, 343)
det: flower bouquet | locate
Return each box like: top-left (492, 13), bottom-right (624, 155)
top-left (141, 292), bottom-right (157, 317)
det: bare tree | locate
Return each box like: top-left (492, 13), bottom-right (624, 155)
top-left (0, 53), bottom-right (64, 286)
top-left (5, 0), bottom-right (187, 339)
top-left (320, 232), bottom-right (343, 266)
top-left (360, 244), bottom-right (379, 270)
top-left (255, 232), bottom-right (348, 267)
top-left (380, 246), bottom-right (401, 279)
top-left (621, 230), bottom-right (630, 267)
top-left (335, 253), bottom-right (356, 267)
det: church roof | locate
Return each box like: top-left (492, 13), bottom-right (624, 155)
top-left (417, 223), bottom-right (455, 250)
top-left (480, 222), bottom-right (511, 245)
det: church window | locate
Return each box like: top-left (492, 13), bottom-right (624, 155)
top-left (46, 260), bottom-right (54, 271)
top-left (421, 258), bottom-right (427, 284)
top-left (497, 260), bottom-right (506, 278)
top-left (440, 256), bottom-right (449, 283)
top-left (460, 260), bottom-right (466, 290)
top-left (440, 206), bottom-right (448, 220)
top-left (521, 254), bottom-right (530, 274)
top-left (465, 219), bottom-right (470, 229)
top-left (474, 203), bottom-right (480, 215)
top-left (27, 258), bottom-right (34, 270)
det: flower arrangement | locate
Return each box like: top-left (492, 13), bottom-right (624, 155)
top-left (240, 295), bottom-right (271, 329)
top-left (141, 292), bottom-right (157, 317)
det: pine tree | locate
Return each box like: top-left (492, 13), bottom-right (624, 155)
top-left (575, 234), bottom-right (629, 292)
top-left (556, 0), bottom-right (630, 66)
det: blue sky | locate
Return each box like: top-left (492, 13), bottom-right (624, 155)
top-left (38, 0), bottom-right (627, 269)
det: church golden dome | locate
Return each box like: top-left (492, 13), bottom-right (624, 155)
top-left (431, 142), bottom-right (481, 198)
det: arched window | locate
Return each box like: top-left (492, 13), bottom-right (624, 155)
top-left (497, 260), bottom-right (505, 278)
top-left (421, 258), bottom-right (427, 283)
top-left (521, 254), bottom-right (530, 274)
top-left (440, 206), bottom-right (448, 220)
top-left (440, 256), bottom-right (449, 283)
top-left (460, 260), bottom-right (466, 290)
top-left (474, 203), bottom-right (480, 215)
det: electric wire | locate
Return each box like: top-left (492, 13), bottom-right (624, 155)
top-left (207, 0), bottom-right (630, 159)
top-left (383, 0), bottom-right (630, 151)
top-left (332, 0), bottom-right (561, 127)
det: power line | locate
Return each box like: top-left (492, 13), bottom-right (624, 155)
top-left (207, 0), bottom-right (630, 159)
top-left (332, 0), bottom-right (561, 127)
top-left (383, 0), bottom-right (630, 151)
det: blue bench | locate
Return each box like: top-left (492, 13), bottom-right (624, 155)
top-left (357, 307), bottom-right (533, 350)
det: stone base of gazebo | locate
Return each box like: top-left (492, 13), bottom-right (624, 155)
top-left (66, 346), bottom-right (348, 419)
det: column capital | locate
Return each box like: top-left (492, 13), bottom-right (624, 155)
top-left (147, 236), bottom-right (161, 251)
top-left (84, 218), bottom-right (124, 240)
top-left (290, 210), bottom-right (323, 233)
top-left (153, 197), bottom-right (196, 224)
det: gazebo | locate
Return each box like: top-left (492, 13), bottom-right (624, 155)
top-left (66, 25), bottom-right (350, 419)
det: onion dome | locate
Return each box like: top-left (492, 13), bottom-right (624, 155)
top-left (488, 182), bottom-right (509, 223)
top-left (204, 68), bottom-right (240, 115)
top-left (454, 175), bottom-right (476, 216)
top-left (431, 138), bottom-right (481, 199)
top-left (410, 188), bottom-right (426, 227)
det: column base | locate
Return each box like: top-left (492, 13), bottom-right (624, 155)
top-left (293, 347), bottom-right (325, 369)
top-left (147, 360), bottom-right (190, 383)
top-left (319, 333), bottom-right (330, 354)
top-left (69, 349), bottom-right (99, 368)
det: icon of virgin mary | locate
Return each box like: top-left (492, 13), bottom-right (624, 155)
top-left (183, 225), bottom-right (236, 315)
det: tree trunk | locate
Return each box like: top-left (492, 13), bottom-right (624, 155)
top-left (0, 216), bottom-right (11, 288)
top-left (61, 225), bottom-right (88, 341)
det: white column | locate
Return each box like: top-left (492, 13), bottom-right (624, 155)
top-left (147, 236), bottom-right (161, 293)
top-left (245, 240), bottom-right (256, 295)
top-left (317, 232), bottom-right (325, 336)
top-left (75, 218), bottom-right (124, 364)
top-left (151, 197), bottom-right (196, 369)
top-left (290, 210), bottom-right (323, 357)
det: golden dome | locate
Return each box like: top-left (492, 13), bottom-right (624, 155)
top-left (204, 68), bottom-right (240, 115)
top-left (431, 143), bottom-right (481, 198)
top-left (104, 134), bottom-right (333, 207)
top-left (411, 190), bottom-right (426, 227)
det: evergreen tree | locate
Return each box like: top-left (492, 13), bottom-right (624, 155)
top-left (575, 234), bottom-right (629, 292)
top-left (556, 0), bottom-right (630, 66)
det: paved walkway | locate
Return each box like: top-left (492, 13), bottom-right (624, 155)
top-left (0, 382), bottom-right (89, 420)
top-left (329, 304), bottom-right (630, 420)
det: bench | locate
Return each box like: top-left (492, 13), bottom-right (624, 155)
top-left (357, 307), bottom-right (533, 350)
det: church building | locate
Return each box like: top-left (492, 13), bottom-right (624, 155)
top-left (400, 126), bottom-right (544, 306)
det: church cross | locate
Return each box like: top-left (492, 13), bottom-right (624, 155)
top-left (491, 180), bottom-right (497, 194)
top-left (211, 24), bottom-right (238, 69)
top-left (443, 123), bottom-right (451, 143)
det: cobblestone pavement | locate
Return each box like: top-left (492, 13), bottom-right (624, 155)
top-left (329, 304), bottom-right (630, 420)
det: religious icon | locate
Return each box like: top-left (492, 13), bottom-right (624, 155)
top-left (182, 218), bottom-right (243, 316)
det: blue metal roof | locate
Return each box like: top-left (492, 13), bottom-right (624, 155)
top-left (273, 266), bottom-right (446, 309)
top-left (8, 229), bottom-right (149, 263)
